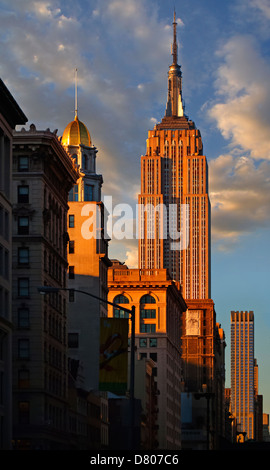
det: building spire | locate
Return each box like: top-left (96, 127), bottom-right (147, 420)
top-left (75, 68), bottom-right (78, 120)
top-left (165, 11), bottom-right (184, 118)
top-left (172, 9), bottom-right (178, 65)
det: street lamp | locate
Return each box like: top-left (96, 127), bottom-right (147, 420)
top-left (37, 285), bottom-right (136, 448)
top-left (194, 391), bottom-right (215, 450)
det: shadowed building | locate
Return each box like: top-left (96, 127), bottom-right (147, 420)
top-left (12, 124), bottom-right (79, 449)
top-left (0, 78), bottom-right (27, 449)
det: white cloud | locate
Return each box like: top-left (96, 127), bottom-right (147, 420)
top-left (209, 154), bottom-right (270, 243)
top-left (208, 34), bottom-right (270, 249)
top-left (209, 35), bottom-right (270, 161)
top-left (125, 247), bottom-right (138, 269)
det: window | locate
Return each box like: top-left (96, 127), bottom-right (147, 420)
top-left (140, 309), bottom-right (156, 319)
top-left (18, 339), bottom-right (30, 359)
top-left (114, 294), bottom-right (129, 304)
top-left (140, 294), bottom-right (156, 304)
top-left (149, 338), bottom-right (157, 347)
top-left (18, 156), bottom-right (29, 172)
top-left (18, 370), bottom-right (30, 388)
top-left (113, 294), bottom-right (130, 318)
top-left (150, 352), bottom-right (157, 362)
top-left (69, 185), bottom-right (79, 202)
top-left (69, 240), bottom-right (75, 254)
top-left (113, 308), bottom-right (129, 319)
top-left (18, 185), bottom-right (29, 203)
top-left (18, 216), bottom-right (29, 235)
top-left (69, 266), bottom-right (75, 279)
top-left (68, 333), bottom-right (79, 348)
top-left (18, 401), bottom-right (30, 424)
top-left (140, 323), bottom-right (156, 333)
top-left (18, 278), bottom-right (29, 297)
top-left (18, 307), bottom-right (30, 328)
top-left (82, 154), bottom-right (88, 170)
top-left (139, 338), bottom-right (147, 347)
top-left (85, 184), bottom-right (93, 201)
top-left (18, 247), bottom-right (29, 265)
top-left (69, 214), bottom-right (75, 228)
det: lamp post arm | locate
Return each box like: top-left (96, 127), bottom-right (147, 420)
top-left (37, 286), bottom-right (134, 316)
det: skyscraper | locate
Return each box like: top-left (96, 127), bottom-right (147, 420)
top-left (231, 310), bottom-right (255, 440)
top-left (138, 12), bottom-right (210, 301)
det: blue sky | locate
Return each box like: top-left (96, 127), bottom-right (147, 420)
top-left (1, 0), bottom-right (270, 414)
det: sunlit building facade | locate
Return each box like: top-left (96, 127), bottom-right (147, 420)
top-left (107, 261), bottom-right (187, 450)
top-left (137, 14), bottom-right (225, 448)
top-left (138, 13), bottom-right (211, 301)
top-left (231, 310), bottom-right (255, 440)
top-left (61, 109), bottom-right (110, 447)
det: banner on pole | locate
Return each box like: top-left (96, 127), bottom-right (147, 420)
top-left (99, 317), bottom-right (128, 394)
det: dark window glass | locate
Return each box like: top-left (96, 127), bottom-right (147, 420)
top-left (85, 184), bottom-right (93, 201)
top-left (69, 214), bottom-right (75, 228)
top-left (18, 247), bottom-right (29, 265)
top-left (140, 294), bottom-right (156, 304)
top-left (18, 216), bottom-right (29, 235)
top-left (69, 266), bottom-right (75, 279)
top-left (114, 294), bottom-right (129, 304)
top-left (140, 309), bottom-right (156, 319)
top-left (18, 156), bottom-right (29, 172)
top-left (18, 339), bottom-right (30, 359)
top-left (18, 307), bottom-right (30, 328)
top-left (18, 278), bottom-right (29, 297)
top-left (68, 333), bottom-right (79, 348)
top-left (18, 185), bottom-right (29, 203)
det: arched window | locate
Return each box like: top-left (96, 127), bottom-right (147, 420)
top-left (114, 295), bottom-right (129, 304)
top-left (113, 294), bottom-right (129, 319)
top-left (140, 294), bottom-right (156, 304)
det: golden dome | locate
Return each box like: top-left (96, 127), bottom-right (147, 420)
top-left (62, 115), bottom-right (91, 147)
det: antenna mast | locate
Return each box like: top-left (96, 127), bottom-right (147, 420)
top-left (75, 68), bottom-right (78, 118)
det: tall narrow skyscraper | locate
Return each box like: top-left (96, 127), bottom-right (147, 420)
top-left (231, 310), bottom-right (255, 440)
top-left (138, 12), bottom-right (210, 300)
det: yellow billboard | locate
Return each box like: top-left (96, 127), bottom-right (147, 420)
top-left (99, 318), bottom-right (128, 394)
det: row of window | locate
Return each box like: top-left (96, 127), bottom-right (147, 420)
top-left (0, 204), bottom-right (10, 241)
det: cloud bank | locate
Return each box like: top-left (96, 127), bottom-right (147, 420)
top-left (208, 35), bottom-right (270, 250)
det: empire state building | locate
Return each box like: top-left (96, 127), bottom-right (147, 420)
top-left (138, 13), bottom-right (211, 301)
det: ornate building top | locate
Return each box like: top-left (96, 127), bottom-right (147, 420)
top-left (165, 11), bottom-right (185, 119)
top-left (62, 115), bottom-right (91, 147)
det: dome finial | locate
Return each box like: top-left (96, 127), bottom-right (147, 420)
top-left (75, 67), bottom-right (78, 119)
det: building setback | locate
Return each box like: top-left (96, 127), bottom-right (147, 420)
top-left (12, 124), bottom-right (79, 449)
top-left (0, 78), bottom-right (27, 449)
